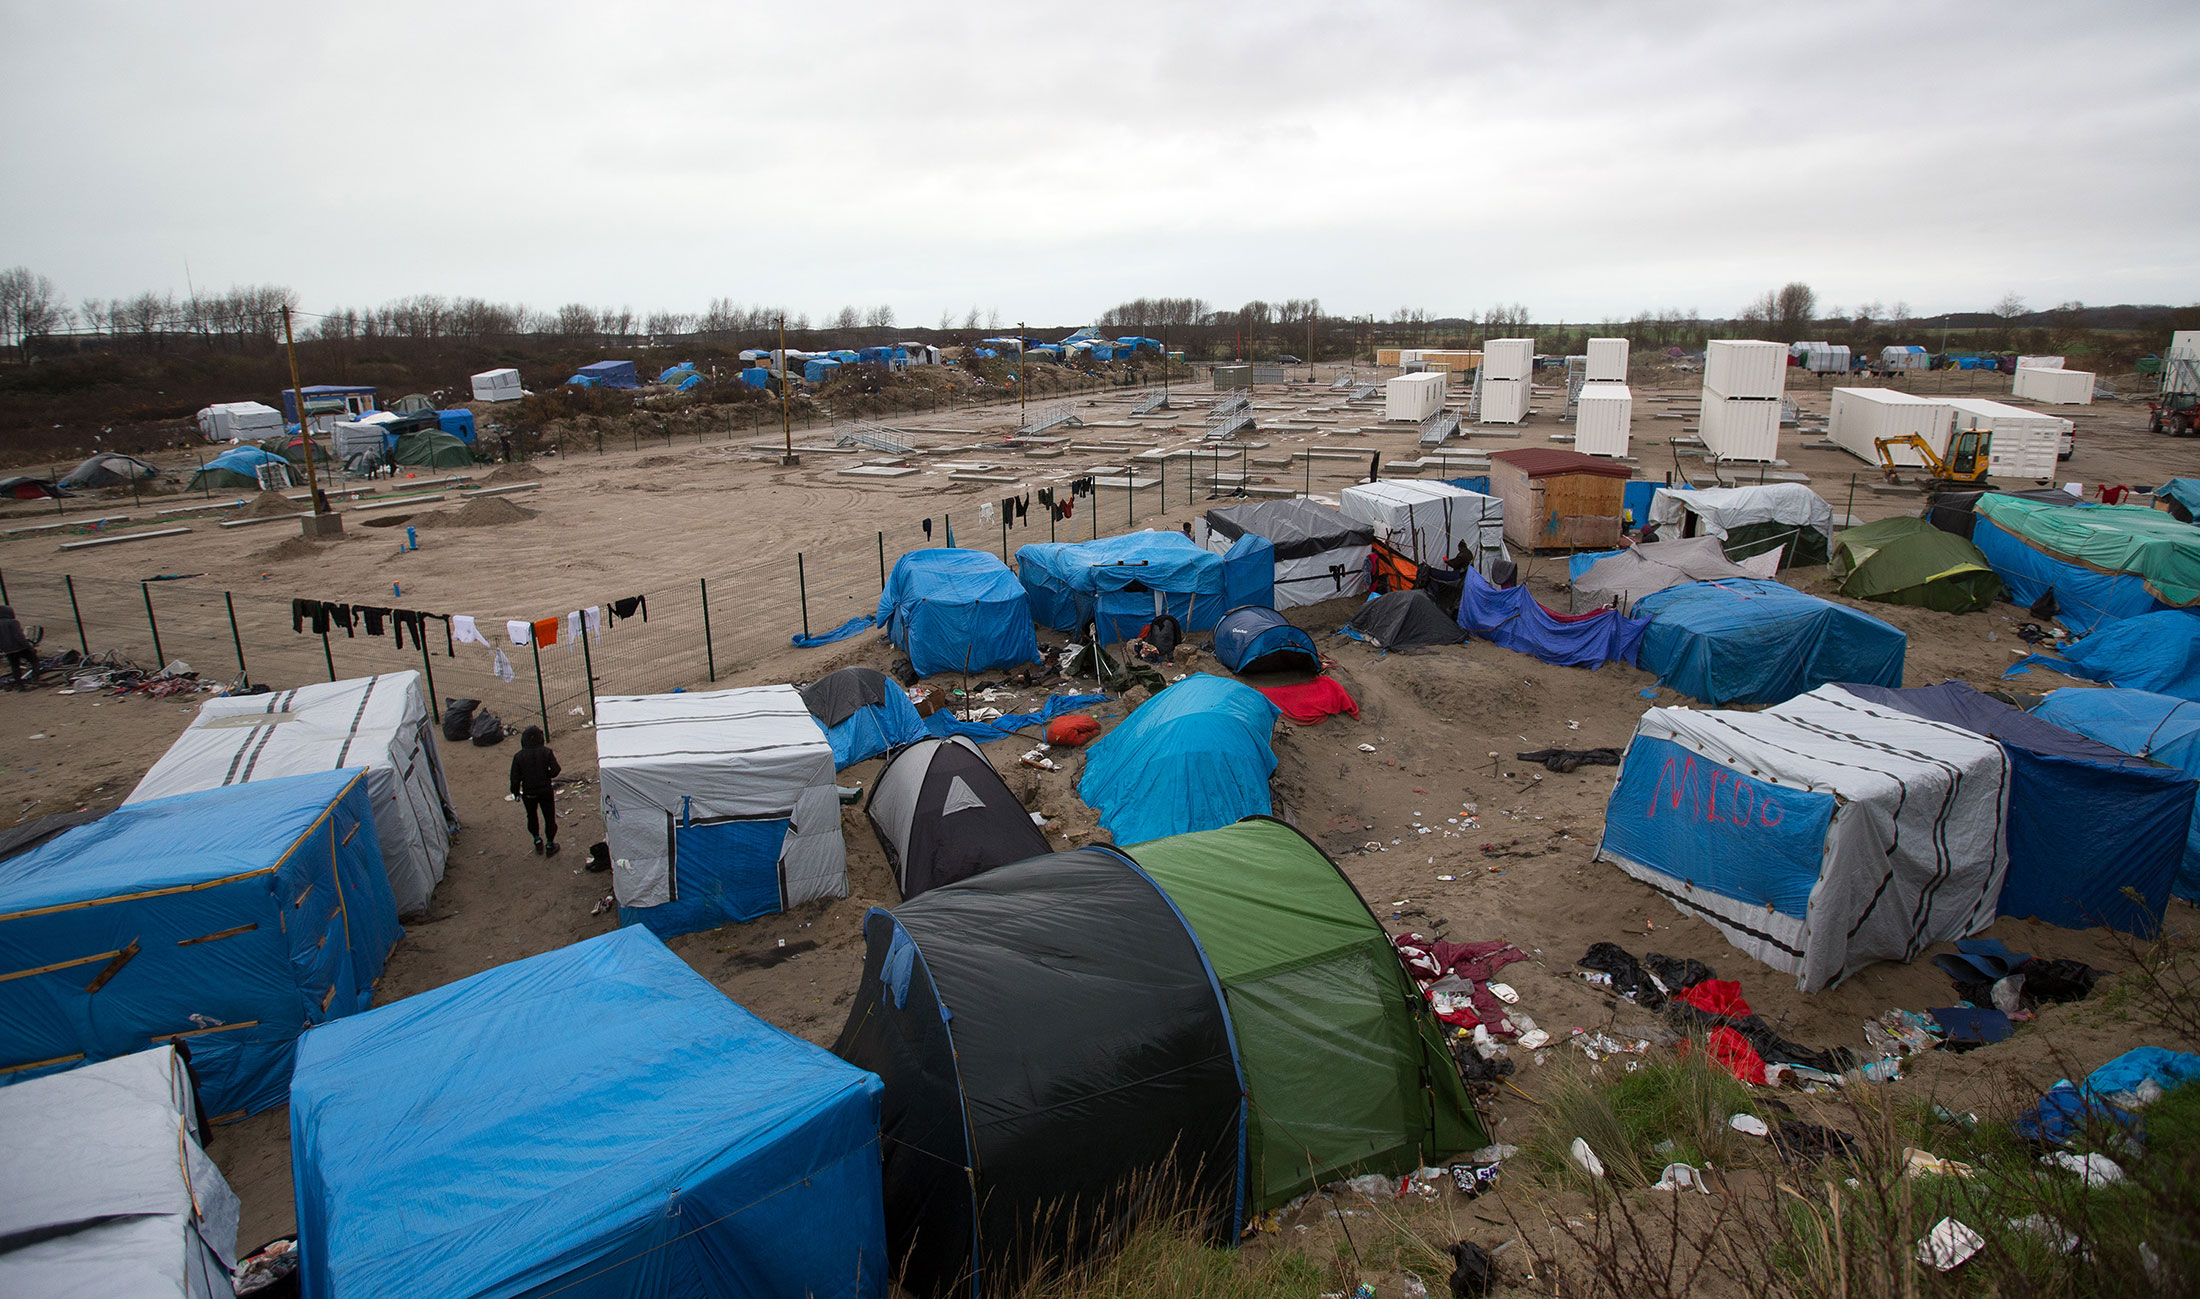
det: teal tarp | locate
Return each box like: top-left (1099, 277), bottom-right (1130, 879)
top-left (1079, 674), bottom-right (1279, 845)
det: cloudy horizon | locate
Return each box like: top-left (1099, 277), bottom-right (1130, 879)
top-left (3, 0), bottom-right (2195, 328)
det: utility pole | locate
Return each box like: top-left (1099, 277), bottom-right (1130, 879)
top-left (284, 305), bottom-right (341, 539)
top-left (1162, 323), bottom-right (1169, 407)
top-left (1017, 320), bottom-right (1026, 429)
top-left (779, 315), bottom-right (798, 465)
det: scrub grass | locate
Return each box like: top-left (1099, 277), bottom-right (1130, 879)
top-left (1520, 1049), bottom-right (1761, 1191)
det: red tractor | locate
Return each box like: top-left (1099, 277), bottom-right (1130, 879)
top-left (2150, 393), bottom-right (2199, 437)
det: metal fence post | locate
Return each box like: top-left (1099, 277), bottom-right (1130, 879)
top-left (796, 552), bottom-right (810, 640)
top-left (530, 639), bottom-right (549, 735)
top-left (64, 575), bottom-right (87, 656)
top-left (579, 619), bottom-right (597, 719)
top-left (140, 582), bottom-right (165, 667)
top-left (321, 626), bottom-right (335, 680)
top-left (1000, 511), bottom-right (1009, 562)
top-left (0, 569), bottom-right (7, 605)
top-left (223, 591), bottom-right (247, 685)
top-left (416, 626), bottom-right (439, 721)
top-left (942, 513), bottom-right (950, 547)
top-left (701, 577), bottom-right (716, 681)
top-left (878, 531), bottom-right (886, 590)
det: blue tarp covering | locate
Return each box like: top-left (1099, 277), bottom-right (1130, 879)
top-left (920, 692), bottom-right (1109, 744)
top-left (1458, 567), bottom-right (1647, 668)
top-left (1017, 531), bottom-right (1235, 642)
top-left (0, 769), bottom-right (398, 1119)
top-left (289, 927), bottom-right (887, 1299)
top-left (739, 367), bottom-right (774, 389)
top-left (574, 360), bottom-right (639, 389)
top-left (805, 359), bottom-right (843, 384)
top-left (1972, 516), bottom-right (2167, 632)
top-left (1212, 606), bottom-right (1319, 674)
top-left (656, 363), bottom-right (696, 382)
top-left (1446, 476), bottom-right (1492, 497)
top-left (2033, 688), bottom-right (2200, 902)
top-left (2157, 478), bottom-right (2200, 520)
top-left (1634, 579), bottom-right (1906, 705)
top-left (1079, 674), bottom-right (1279, 846)
top-left (1623, 479), bottom-right (1671, 527)
top-left (1844, 681), bottom-right (2194, 930)
top-left (827, 688), bottom-right (928, 770)
top-left (202, 445), bottom-right (287, 476)
top-left (792, 613), bottom-right (877, 648)
top-left (877, 548), bottom-right (1041, 677)
top-left (2009, 608), bottom-right (2200, 701)
top-left (619, 814), bottom-right (791, 937)
top-left (434, 409), bottom-right (475, 443)
top-left (1220, 534), bottom-right (1276, 611)
top-left (672, 371), bottom-right (704, 392)
top-left (1601, 734), bottom-right (1839, 919)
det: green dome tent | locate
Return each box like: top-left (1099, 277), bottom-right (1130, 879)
top-left (1127, 816), bottom-right (1485, 1211)
top-left (390, 429), bottom-right (474, 469)
top-left (1832, 515), bottom-right (2001, 613)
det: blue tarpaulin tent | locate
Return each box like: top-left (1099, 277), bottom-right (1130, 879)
top-left (1634, 579), bottom-right (1906, 705)
top-left (571, 360), bottom-right (639, 389)
top-left (289, 927), bottom-right (887, 1299)
top-left (1458, 567), bottom-right (1647, 668)
top-left (433, 409), bottom-right (475, 444)
top-left (1212, 606), bottom-right (1319, 675)
top-left (878, 549), bottom-right (1041, 677)
top-left (805, 359), bottom-right (842, 384)
top-left (1018, 531), bottom-right (1251, 642)
top-left (2157, 478), bottom-right (2200, 522)
top-left (1080, 674), bottom-right (1279, 845)
top-left (739, 367), bottom-right (775, 390)
top-left (190, 444), bottom-right (289, 489)
top-left (2009, 609), bottom-right (2200, 701)
top-left (802, 666), bottom-right (930, 769)
top-left (1844, 681), bottom-right (2194, 931)
top-left (1219, 534), bottom-right (1276, 611)
top-left (2033, 688), bottom-right (2200, 903)
top-left (656, 363), bottom-right (696, 383)
top-left (0, 769), bottom-right (399, 1120)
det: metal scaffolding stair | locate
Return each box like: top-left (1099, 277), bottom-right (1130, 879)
top-left (1417, 409), bottom-right (1461, 448)
top-left (835, 424), bottom-right (915, 455)
top-left (1016, 403), bottom-right (1084, 437)
top-left (1131, 389), bottom-right (1171, 415)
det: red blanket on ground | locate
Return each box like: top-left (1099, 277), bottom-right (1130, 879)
top-left (1257, 676), bottom-right (1360, 725)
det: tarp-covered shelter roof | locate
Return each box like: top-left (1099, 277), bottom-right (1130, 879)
top-left (802, 665), bottom-right (930, 768)
top-left (1017, 530), bottom-right (1240, 642)
top-left (571, 359), bottom-right (639, 388)
top-left (2009, 608), bottom-right (2200, 702)
top-left (1976, 496), bottom-right (2200, 611)
top-left (1459, 567), bottom-right (1646, 667)
top-left (877, 548), bottom-right (1042, 678)
top-left (2033, 688), bottom-right (2200, 903)
top-left (1567, 535), bottom-right (1771, 614)
top-left (1634, 578), bottom-right (1905, 705)
top-left (292, 926), bottom-right (887, 1299)
top-left (1648, 483), bottom-right (1834, 567)
top-left (1487, 447), bottom-right (1634, 479)
top-left (1079, 674), bottom-right (1279, 845)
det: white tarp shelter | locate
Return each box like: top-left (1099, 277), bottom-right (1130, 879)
top-left (194, 401), bottom-right (284, 444)
top-left (470, 368), bottom-right (525, 402)
top-left (0, 1046), bottom-right (240, 1298)
top-left (1648, 483), bottom-right (1833, 564)
top-left (127, 672), bottom-right (457, 917)
top-left (1568, 534), bottom-right (1778, 614)
top-left (1597, 685), bottom-right (2011, 990)
top-left (1198, 497), bottom-right (1374, 608)
top-left (595, 685), bottom-right (846, 938)
top-left (1341, 479), bottom-right (1510, 579)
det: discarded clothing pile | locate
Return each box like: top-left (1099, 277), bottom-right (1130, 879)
top-left (2015, 1046), bottom-right (2200, 1146)
top-left (1575, 942), bottom-right (1713, 1011)
top-left (1576, 942), bottom-right (1851, 1081)
top-left (1394, 934), bottom-right (1528, 1037)
top-left (1516, 747), bottom-right (1621, 773)
top-left (920, 692), bottom-right (1108, 744)
top-left (1255, 676), bottom-right (1359, 725)
top-left (1932, 938), bottom-right (2104, 1015)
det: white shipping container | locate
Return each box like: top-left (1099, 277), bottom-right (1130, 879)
top-left (1574, 383), bottom-right (1632, 457)
top-left (1586, 337), bottom-right (1629, 382)
top-left (1699, 388), bottom-right (1782, 462)
top-left (1944, 398), bottom-right (2065, 481)
top-left (1479, 376), bottom-right (1530, 424)
top-left (2012, 365), bottom-right (2094, 405)
top-left (1828, 388), bottom-right (1954, 468)
top-left (470, 368), bottom-right (525, 402)
top-left (1384, 372), bottom-right (1448, 422)
top-left (2015, 355), bottom-right (2064, 371)
top-left (2170, 331), bottom-right (2200, 357)
top-left (1704, 340), bottom-right (1788, 399)
top-left (1483, 338), bottom-right (1535, 381)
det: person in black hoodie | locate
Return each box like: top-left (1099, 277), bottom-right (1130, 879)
top-left (509, 726), bottom-right (562, 856)
top-left (0, 606), bottom-right (35, 688)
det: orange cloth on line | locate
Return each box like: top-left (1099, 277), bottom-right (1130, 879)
top-left (532, 616), bottom-right (559, 647)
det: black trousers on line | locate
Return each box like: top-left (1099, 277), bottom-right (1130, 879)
top-left (522, 790), bottom-right (556, 845)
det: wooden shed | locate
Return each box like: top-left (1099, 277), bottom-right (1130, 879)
top-left (1487, 448), bottom-right (1633, 551)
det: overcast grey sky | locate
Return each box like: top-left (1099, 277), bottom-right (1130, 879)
top-left (4, 0), bottom-right (2195, 325)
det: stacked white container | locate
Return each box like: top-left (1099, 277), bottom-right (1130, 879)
top-left (1699, 340), bottom-right (1787, 461)
top-left (2013, 365), bottom-right (2094, 405)
top-left (1828, 388), bottom-right (1954, 468)
top-left (1385, 372), bottom-right (1448, 422)
top-left (1479, 337), bottom-right (1534, 425)
top-left (1585, 338), bottom-right (1629, 382)
top-left (1574, 383), bottom-right (1633, 458)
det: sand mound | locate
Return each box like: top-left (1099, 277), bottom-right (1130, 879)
top-left (412, 496), bottom-right (538, 529)
top-left (481, 463), bottom-right (541, 485)
top-left (635, 454), bottom-right (687, 468)
top-left (250, 536), bottom-right (330, 563)
top-left (243, 491), bottom-right (305, 518)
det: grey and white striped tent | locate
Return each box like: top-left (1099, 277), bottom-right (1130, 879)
top-left (867, 736), bottom-right (1050, 900)
top-left (127, 672), bottom-right (458, 916)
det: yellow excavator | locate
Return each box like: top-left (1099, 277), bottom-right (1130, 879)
top-left (1875, 428), bottom-right (1992, 492)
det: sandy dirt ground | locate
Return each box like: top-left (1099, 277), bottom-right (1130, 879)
top-left (0, 362), bottom-right (2194, 1256)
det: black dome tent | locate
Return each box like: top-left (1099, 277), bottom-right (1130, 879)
top-left (832, 848), bottom-right (1245, 1297)
top-left (865, 736), bottom-right (1050, 899)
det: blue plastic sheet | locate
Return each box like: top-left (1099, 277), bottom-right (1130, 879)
top-left (1220, 534), bottom-right (1276, 612)
top-left (2008, 608), bottom-right (2200, 701)
top-left (825, 687), bottom-right (929, 769)
top-left (791, 613), bottom-right (877, 648)
top-left (621, 815), bottom-right (791, 936)
top-left (2033, 688), bottom-right (2200, 902)
top-left (1972, 517), bottom-right (2166, 631)
top-left (1018, 531), bottom-right (1233, 641)
top-left (2158, 477), bottom-right (2200, 520)
top-left (289, 927), bottom-right (887, 1299)
top-left (1634, 579), bottom-right (1905, 705)
top-left (921, 693), bottom-right (1107, 743)
top-left (574, 360), bottom-right (639, 388)
top-left (1079, 675), bottom-right (1279, 845)
top-left (2088, 1046), bottom-right (2200, 1100)
top-left (0, 769), bottom-right (399, 1119)
top-left (1600, 735), bottom-right (1837, 920)
top-left (1457, 568), bottom-right (1646, 668)
top-left (877, 549), bottom-right (1040, 677)
top-left (1845, 681), bottom-right (2194, 931)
